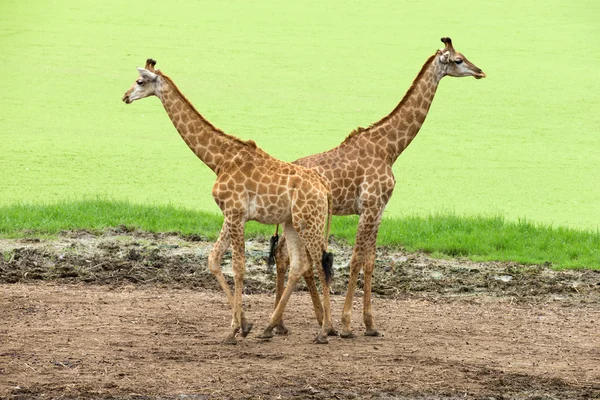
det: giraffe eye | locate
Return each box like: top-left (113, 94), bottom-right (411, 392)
top-left (136, 79), bottom-right (144, 85)
top-left (454, 59), bottom-right (463, 65)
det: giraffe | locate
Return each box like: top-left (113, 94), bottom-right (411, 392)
top-left (122, 59), bottom-right (337, 344)
top-left (271, 37), bottom-right (486, 338)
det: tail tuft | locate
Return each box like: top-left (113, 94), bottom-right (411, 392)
top-left (267, 234), bottom-right (279, 268)
top-left (321, 251), bottom-right (334, 284)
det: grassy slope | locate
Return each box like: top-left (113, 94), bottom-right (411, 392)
top-left (0, 0), bottom-right (599, 231)
top-left (1, 201), bottom-right (598, 270)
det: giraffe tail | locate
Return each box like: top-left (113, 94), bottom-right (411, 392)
top-left (321, 189), bottom-right (334, 284)
top-left (267, 224), bottom-right (280, 268)
top-left (321, 250), bottom-right (334, 285)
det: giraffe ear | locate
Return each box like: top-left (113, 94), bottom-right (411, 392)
top-left (439, 51), bottom-right (450, 64)
top-left (137, 67), bottom-right (158, 82)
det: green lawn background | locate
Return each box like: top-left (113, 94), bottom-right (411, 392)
top-left (1, 0), bottom-right (598, 230)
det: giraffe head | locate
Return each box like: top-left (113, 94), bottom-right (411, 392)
top-left (122, 59), bottom-right (162, 104)
top-left (436, 38), bottom-right (486, 79)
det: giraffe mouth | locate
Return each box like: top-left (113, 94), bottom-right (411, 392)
top-left (474, 71), bottom-right (486, 79)
top-left (122, 95), bottom-right (132, 104)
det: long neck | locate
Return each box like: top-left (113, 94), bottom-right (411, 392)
top-left (155, 75), bottom-right (243, 174)
top-left (346, 54), bottom-right (444, 164)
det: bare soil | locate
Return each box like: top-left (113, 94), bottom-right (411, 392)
top-left (1, 229), bottom-right (599, 399)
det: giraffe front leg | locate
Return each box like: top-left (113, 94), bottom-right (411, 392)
top-left (232, 221), bottom-right (253, 342)
top-left (221, 217), bottom-right (252, 345)
top-left (207, 222), bottom-right (237, 344)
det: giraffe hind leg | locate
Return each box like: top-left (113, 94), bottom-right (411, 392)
top-left (321, 250), bottom-right (338, 336)
top-left (362, 244), bottom-right (381, 337)
top-left (311, 251), bottom-right (335, 344)
top-left (259, 223), bottom-right (309, 340)
top-left (272, 233), bottom-right (324, 334)
top-left (361, 210), bottom-right (384, 337)
top-left (302, 266), bottom-right (324, 328)
top-left (300, 236), bottom-right (336, 344)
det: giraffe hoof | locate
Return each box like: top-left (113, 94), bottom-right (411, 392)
top-left (241, 323), bottom-right (254, 338)
top-left (364, 330), bottom-right (383, 337)
top-left (257, 330), bottom-right (274, 340)
top-left (313, 335), bottom-right (329, 344)
top-left (327, 328), bottom-right (339, 337)
top-left (274, 324), bottom-right (289, 335)
top-left (340, 331), bottom-right (356, 339)
top-left (221, 336), bottom-right (238, 345)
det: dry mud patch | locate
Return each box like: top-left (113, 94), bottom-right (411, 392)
top-left (1, 230), bottom-right (599, 399)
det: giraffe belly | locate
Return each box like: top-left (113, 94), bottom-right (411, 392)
top-left (247, 197), bottom-right (291, 225)
top-left (252, 211), bottom-right (291, 225)
top-left (333, 201), bottom-right (359, 216)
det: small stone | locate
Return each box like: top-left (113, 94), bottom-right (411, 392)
top-left (493, 275), bottom-right (513, 282)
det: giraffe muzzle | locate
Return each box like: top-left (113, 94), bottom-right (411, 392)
top-left (474, 70), bottom-right (486, 79)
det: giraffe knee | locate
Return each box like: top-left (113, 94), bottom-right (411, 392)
top-left (208, 253), bottom-right (222, 275)
top-left (232, 270), bottom-right (244, 281)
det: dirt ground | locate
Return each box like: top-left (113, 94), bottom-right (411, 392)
top-left (1, 229), bottom-right (599, 399)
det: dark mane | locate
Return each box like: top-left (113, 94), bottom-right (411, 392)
top-left (343, 126), bottom-right (368, 140)
top-left (341, 53), bottom-right (437, 144)
top-left (158, 72), bottom-right (258, 149)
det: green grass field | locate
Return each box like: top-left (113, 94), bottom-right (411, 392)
top-left (1, 1), bottom-right (599, 266)
top-left (1, 201), bottom-right (599, 270)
